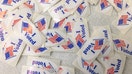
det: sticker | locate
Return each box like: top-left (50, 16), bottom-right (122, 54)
top-left (26, 56), bottom-right (60, 73)
top-left (12, 18), bottom-right (46, 51)
top-left (22, 45), bottom-right (51, 56)
top-left (48, 0), bottom-right (83, 22)
top-left (98, 52), bottom-right (126, 74)
top-left (36, 0), bottom-right (60, 12)
top-left (95, 0), bottom-right (113, 15)
top-left (51, 38), bottom-right (76, 52)
top-left (108, 0), bottom-right (129, 12)
top-left (77, 37), bottom-right (107, 61)
top-left (73, 57), bottom-right (104, 74)
top-left (32, 13), bottom-right (51, 35)
top-left (112, 34), bottom-right (132, 56)
top-left (75, 0), bottom-right (91, 17)
top-left (72, 18), bottom-right (89, 49)
top-left (21, 66), bottom-right (50, 74)
top-left (87, 0), bottom-right (99, 5)
top-left (57, 66), bottom-right (74, 74)
top-left (113, 7), bottom-right (132, 34)
top-left (0, 31), bottom-right (26, 66)
top-left (44, 29), bottom-right (66, 47)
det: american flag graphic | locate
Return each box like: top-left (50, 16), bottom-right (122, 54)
top-left (0, 10), bottom-right (7, 18)
top-left (64, 22), bottom-right (72, 33)
top-left (81, 59), bottom-right (89, 68)
top-left (107, 67), bottom-right (114, 74)
top-left (24, 1), bottom-right (34, 9)
top-left (113, 39), bottom-right (126, 48)
top-left (94, 39), bottom-right (104, 50)
top-left (118, 15), bottom-right (128, 25)
top-left (5, 46), bottom-right (14, 60)
top-left (2, 0), bottom-right (13, 5)
top-left (61, 39), bottom-right (74, 50)
top-left (12, 18), bottom-right (21, 26)
top-left (48, 33), bottom-right (64, 43)
top-left (114, 0), bottom-right (123, 9)
top-left (22, 21), bottom-right (32, 34)
top-left (37, 18), bottom-right (46, 31)
top-left (75, 34), bottom-right (85, 49)
top-left (77, 2), bottom-right (86, 15)
top-left (40, 0), bottom-right (50, 3)
top-left (35, 47), bottom-right (47, 53)
top-left (100, 0), bottom-right (109, 10)
top-left (53, 19), bottom-right (65, 28)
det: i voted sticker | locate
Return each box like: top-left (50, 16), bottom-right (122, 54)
top-left (12, 18), bottom-right (46, 51)
top-left (21, 66), bottom-right (51, 74)
top-left (27, 56), bottom-right (60, 73)
top-left (72, 18), bottom-right (89, 49)
top-left (95, 0), bottom-right (113, 15)
top-left (57, 66), bottom-right (74, 74)
top-left (75, 0), bottom-right (91, 18)
top-left (115, 7), bottom-right (132, 34)
top-left (48, 0), bottom-right (83, 22)
top-left (51, 38), bottom-right (76, 52)
top-left (32, 13), bottom-right (51, 35)
top-left (108, 0), bottom-right (129, 12)
top-left (0, 32), bottom-right (26, 66)
top-left (98, 52), bottom-right (126, 74)
top-left (79, 38), bottom-right (107, 61)
top-left (73, 57), bottom-right (104, 74)
top-left (44, 29), bottom-right (66, 47)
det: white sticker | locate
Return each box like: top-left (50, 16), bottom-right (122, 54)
top-left (112, 34), bottom-right (132, 56)
top-left (57, 66), bottom-right (75, 74)
top-left (72, 18), bottom-right (89, 49)
top-left (32, 13), bottom-right (51, 35)
top-left (98, 52), bottom-right (126, 74)
top-left (77, 37), bottom-right (107, 61)
top-left (12, 18), bottom-right (46, 51)
top-left (44, 29), bottom-right (66, 47)
top-left (22, 45), bottom-right (51, 56)
top-left (75, 0), bottom-right (91, 18)
top-left (51, 38), bottom-right (76, 52)
top-left (26, 56), bottom-right (60, 73)
top-left (21, 66), bottom-right (51, 74)
top-left (48, 0), bottom-right (83, 22)
top-left (95, 0), bottom-right (113, 16)
top-left (0, 31), bottom-right (26, 66)
top-left (73, 57), bottom-right (104, 74)
top-left (113, 7), bottom-right (132, 34)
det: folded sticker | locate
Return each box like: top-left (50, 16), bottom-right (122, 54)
top-left (48, 0), bottom-right (83, 22)
top-left (0, 31), bottom-right (26, 66)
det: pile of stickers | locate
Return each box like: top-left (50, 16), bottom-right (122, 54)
top-left (0, 0), bottom-right (132, 74)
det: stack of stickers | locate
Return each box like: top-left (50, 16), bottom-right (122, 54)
top-left (0, 0), bottom-right (132, 74)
